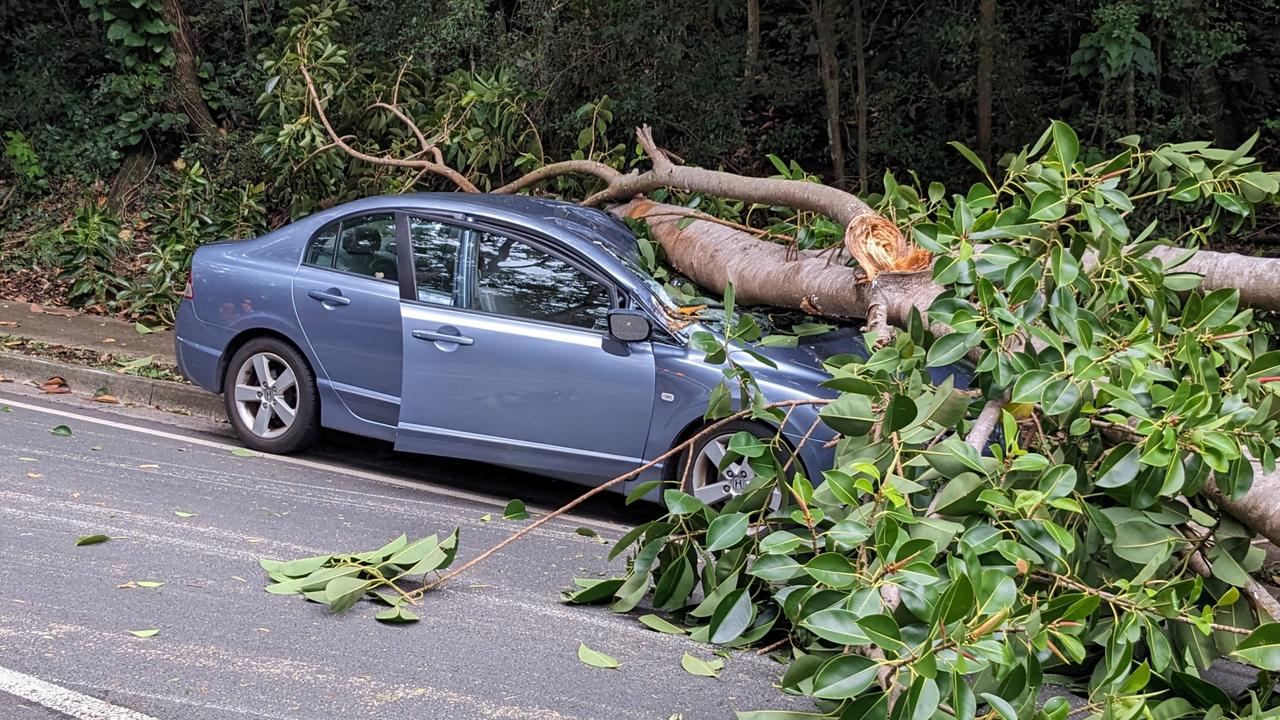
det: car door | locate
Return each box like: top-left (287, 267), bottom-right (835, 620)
top-left (292, 211), bottom-right (404, 426)
top-left (395, 215), bottom-right (657, 480)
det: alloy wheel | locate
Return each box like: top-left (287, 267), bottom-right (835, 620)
top-left (232, 351), bottom-right (298, 439)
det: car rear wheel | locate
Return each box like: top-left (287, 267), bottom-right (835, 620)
top-left (682, 421), bottom-right (787, 510)
top-left (223, 338), bottom-right (320, 454)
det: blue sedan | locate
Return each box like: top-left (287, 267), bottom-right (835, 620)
top-left (175, 193), bottom-right (866, 505)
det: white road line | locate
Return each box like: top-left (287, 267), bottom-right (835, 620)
top-left (0, 664), bottom-right (160, 720)
top-left (0, 396), bottom-right (631, 533)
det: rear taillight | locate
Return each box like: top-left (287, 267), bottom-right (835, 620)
top-left (183, 271), bottom-right (194, 300)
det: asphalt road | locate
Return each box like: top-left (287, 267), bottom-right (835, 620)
top-left (0, 383), bottom-right (809, 720)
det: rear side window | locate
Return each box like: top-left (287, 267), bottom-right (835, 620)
top-left (304, 214), bottom-right (399, 283)
top-left (305, 221), bottom-right (339, 267)
top-left (335, 213), bottom-right (398, 282)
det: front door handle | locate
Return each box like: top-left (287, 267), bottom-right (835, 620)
top-left (412, 328), bottom-right (474, 346)
top-left (307, 289), bottom-right (351, 306)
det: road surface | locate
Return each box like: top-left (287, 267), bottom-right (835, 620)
top-left (0, 383), bottom-right (807, 719)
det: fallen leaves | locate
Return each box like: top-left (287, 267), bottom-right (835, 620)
top-left (134, 322), bottom-right (154, 335)
top-left (638, 614), bottom-right (686, 635)
top-left (577, 642), bottom-right (620, 669)
top-left (127, 629), bottom-right (159, 638)
top-left (39, 376), bottom-right (70, 394)
top-left (229, 448), bottom-right (257, 458)
top-left (75, 534), bottom-right (110, 546)
top-left (50, 424), bottom-right (73, 436)
top-left (173, 510), bottom-right (197, 518)
top-left (680, 653), bottom-right (724, 678)
top-left (503, 498), bottom-right (529, 520)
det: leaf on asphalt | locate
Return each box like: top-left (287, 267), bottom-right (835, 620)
top-left (27, 472), bottom-right (41, 479)
top-left (75, 534), bottom-right (110, 546)
top-left (127, 629), bottom-right (159, 638)
top-left (39, 377), bottom-right (70, 394)
top-left (50, 424), bottom-right (73, 437)
top-left (479, 513), bottom-right (491, 523)
top-left (135, 322), bottom-right (155, 335)
top-left (174, 511), bottom-right (196, 518)
top-left (136, 581), bottom-right (164, 588)
top-left (575, 526), bottom-right (599, 538)
top-left (1, 405), bottom-right (11, 412)
top-left (91, 445), bottom-right (102, 451)
top-left (230, 448), bottom-right (257, 458)
top-left (503, 499), bottom-right (529, 520)
top-left (93, 394), bottom-right (120, 404)
top-left (638, 614), bottom-right (686, 634)
top-left (139, 464), bottom-right (159, 469)
top-left (577, 642), bottom-right (620, 669)
top-left (681, 653), bottom-right (724, 678)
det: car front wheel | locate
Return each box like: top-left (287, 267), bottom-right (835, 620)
top-left (223, 338), bottom-right (320, 454)
top-left (682, 420), bottom-right (788, 510)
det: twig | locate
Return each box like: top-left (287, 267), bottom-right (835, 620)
top-left (1033, 571), bottom-right (1252, 635)
top-left (407, 399), bottom-right (831, 598)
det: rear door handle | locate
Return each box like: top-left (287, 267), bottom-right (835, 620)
top-left (412, 329), bottom-right (474, 346)
top-left (307, 289), bottom-right (351, 306)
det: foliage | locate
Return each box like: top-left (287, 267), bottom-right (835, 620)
top-left (259, 530), bottom-right (460, 623)
top-left (559, 125), bottom-right (1280, 719)
top-left (38, 203), bottom-right (126, 307)
top-left (80, 0), bottom-right (174, 68)
top-left (2, 130), bottom-right (45, 188)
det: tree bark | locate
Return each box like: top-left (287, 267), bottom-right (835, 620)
top-left (811, 0), bottom-right (845, 183)
top-left (975, 0), bottom-right (995, 164)
top-left (160, 0), bottom-right (218, 136)
top-left (852, 0), bottom-right (869, 192)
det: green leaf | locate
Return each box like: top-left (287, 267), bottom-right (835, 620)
top-left (681, 653), bottom-right (724, 678)
top-left (883, 394), bottom-right (918, 433)
top-left (135, 581), bottom-right (164, 588)
top-left (50, 424), bottom-right (73, 437)
top-left (375, 606), bottom-right (420, 623)
top-left (819, 394), bottom-right (875, 437)
top-left (801, 608), bottom-right (870, 645)
top-left (638, 614), bottom-right (685, 634)
top-left (663, 489), bottom-right (706, 516)
top-left (811, 654), bottom-right (880, 699)
top-left (1113, 520), bottom-right (1177, 565)
top-left (1232, 623), bottom-right (1280, 670)
top-left (324, 575), bottom-right (371, 613)
top-left (173, 510), bottom-right (196, 518)
top-left (927, 333), bottom-right (978, 367)
top-left (709, 588), bottom-right (756, 644)
top-left (577, 642), bottom-right (620, 669)
top-left (127, 628), bottom-right (159, 638)
top-left (625, 479), bottom-right (661, 505)
top-left (803, 553), bottom-right (859, 588)
top-left (706, 512), bottom-right (750, 551)
top-left (75, 534), bottom-right (110, 546)
top-left (134, 322), bottom-right (155, 334)
top-left (1051, 120), bottom-right (1079, 170)
top-left (980, 692), bottom-right (1019, 720)
top-left (230, 448), bottom-right (258, 458)
top-left (1095, 443), bottom-right (1140, 488)
top-left (502, 499), bottom-right (529, 520)
top-left (1011, 370), bottom-right (1053, 403)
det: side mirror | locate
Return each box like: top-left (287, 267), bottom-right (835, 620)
top-left (608, 309), bottom-right (652, 342)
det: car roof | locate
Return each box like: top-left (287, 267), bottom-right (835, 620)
top-left (326, 193), bottom-right (644, 266)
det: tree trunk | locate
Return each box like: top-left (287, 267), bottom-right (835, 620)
top-left (160, 0), bottom-right (218, 136)
top-left (811, 0), bottom-right (845, 183)
top-left (853, 0), bottom-right (868, 192)
top-left (1124, 68), bottom-right (1136, 135)
top-left (975, 0), bottom-right (995, 164)
top-left (744, 0), bottom-right (761, 92)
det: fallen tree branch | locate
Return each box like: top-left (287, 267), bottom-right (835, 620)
top-left (406, 399), bottom-right (831, 598)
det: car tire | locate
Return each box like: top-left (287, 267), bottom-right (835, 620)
top-left (680, 420), bottom-right (791, 509)
top-left (223, 337), bottom-right (320, 454)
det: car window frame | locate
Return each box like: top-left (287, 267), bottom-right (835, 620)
top-left (300, 211), bottom-right (402, 287)
top-left (401, 211), bottom-right (622, 336)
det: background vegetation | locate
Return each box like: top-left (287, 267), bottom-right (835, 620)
top-left (1, 0), bottom-right (1277, 322)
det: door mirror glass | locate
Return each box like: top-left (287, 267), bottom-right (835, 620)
top-left (608, 310), bottom-right (652, 342)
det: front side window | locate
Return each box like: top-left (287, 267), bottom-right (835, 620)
top-left (334, 213), bottom-right (398, 282)
top-left (409, 217), bottom-right (464, 305)
top-left (473, 231), bottom-right (612, 331)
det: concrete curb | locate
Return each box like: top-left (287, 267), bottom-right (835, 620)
top-left (0, 350), bottom-right (223, 419)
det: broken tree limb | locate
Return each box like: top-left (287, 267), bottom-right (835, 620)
top-left (619, 200), bottom-right (1280, 320)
